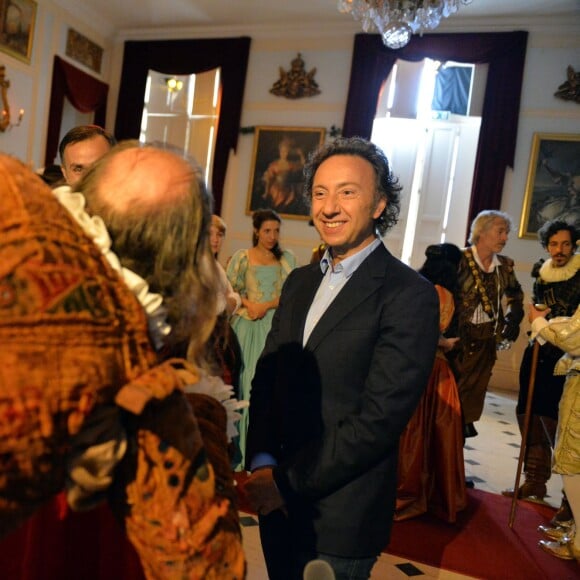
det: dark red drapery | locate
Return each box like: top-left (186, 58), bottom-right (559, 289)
top-left (45, 56), bottom-right (109, 166)
top-left (342, 32), bottom-right (528, 234)
top-left (114, 37), bottom-right (251, 214)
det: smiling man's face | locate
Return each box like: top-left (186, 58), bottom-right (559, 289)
top-left (311, 154), bottom-right (386, 264)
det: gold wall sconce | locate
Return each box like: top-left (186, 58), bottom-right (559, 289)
top-left (0, 65), bottom-right (25, 133)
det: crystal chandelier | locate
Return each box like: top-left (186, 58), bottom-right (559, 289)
top-left (338, 0), bottom-right (473, 50)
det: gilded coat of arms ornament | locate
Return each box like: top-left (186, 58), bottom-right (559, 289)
top-left (554, 65), bottom-right (580, 104)
top-left (270, 53), bottom-right (321, 100)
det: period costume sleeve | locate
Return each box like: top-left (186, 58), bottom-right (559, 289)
top-left (215, 261), bottom-right (241, 315)
top-left (533, 306), bottom-right (580, 362)
top-left (226, 249), bottom-right (249, 296)
top-left (435, 284), bottom-right (455, 333)
top-left (498, 255), bottom-right (524, 342)
top-left (280, 249), bottom-right (297, 281)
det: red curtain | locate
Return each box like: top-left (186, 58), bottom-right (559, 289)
top-left (44, 56), bottom-right (109, 166)
top-left (114, 37), bottom-right (251, 214)
top-left (342, 32), bottom-right (528, 237)
top-left (0, 495), bottom-right (144, 580)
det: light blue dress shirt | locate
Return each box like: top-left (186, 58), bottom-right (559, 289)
top-left (303, 238), bottom-right (381, 345)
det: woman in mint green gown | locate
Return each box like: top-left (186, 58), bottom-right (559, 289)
top-left (227, 209), bottom-right (296, 470)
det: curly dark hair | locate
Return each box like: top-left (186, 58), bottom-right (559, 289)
top-left (302, 136), bottom-right (402, 236)
top-left (537, 219), bottom-right (579, 249)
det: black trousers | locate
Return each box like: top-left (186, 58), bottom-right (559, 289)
top-left (258, 509), bottom-right (318, 580)
top-left (517, 342), bottom-right (565, 419)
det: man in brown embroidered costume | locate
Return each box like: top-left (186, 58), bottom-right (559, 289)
top-left (502, 220), bottom-right (579, 511)
top-left (450, 210), bottom-right (524, 440)
top-left (0, 147), bottom-right (245, 579)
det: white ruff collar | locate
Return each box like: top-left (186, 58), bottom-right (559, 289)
top-left (53, 186), bottom-right (171, 350)
top-left (539, 253), bottom-right (580, 284)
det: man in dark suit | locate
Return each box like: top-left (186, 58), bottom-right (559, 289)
top-left (244, 137), bottom-right (440, 580)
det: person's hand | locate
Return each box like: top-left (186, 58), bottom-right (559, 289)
top-left (253, 303), bottom-right (270, 320)
top-left (247, 301), bottom-right (276, 320)
top-left (529, 303), bottom-right (550, 324)
top-left (243, 467), bottom-right (286, 516)
top-left (245, 301), bottom-right (263, 320)
top-left (439, 336), bottom-right (459, 352)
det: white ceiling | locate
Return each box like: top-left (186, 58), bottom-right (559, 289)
top-left (52, 0), bottom-right (580, 37)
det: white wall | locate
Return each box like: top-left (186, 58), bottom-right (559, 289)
top-left (219, 34), bottom-right (356, 267)
top-left (0, 0), bottom-right (113, 165)
top-left (2, 7), bottom-right (579, 389)
top-left (219, 28), bottom-right (580, 394)
top-left (490, 34), bottom-right (580, 390)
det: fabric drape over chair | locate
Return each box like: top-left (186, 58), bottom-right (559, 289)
top-left (114, 37), bottom-right (251, 214)
top-left (342, 32), bottom-right (528, 233)
top-left (45, 56), bottom-right (109, 166)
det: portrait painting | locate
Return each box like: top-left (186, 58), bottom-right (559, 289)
top-left (0, 0), bottom-right (36, 63)
top-left (519, 133), bottom-right (580, 239)
top-left (247, 126), bottom-right (326, 220)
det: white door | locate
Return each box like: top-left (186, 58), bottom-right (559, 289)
top-left (371, 114), bottom-right (481, 268)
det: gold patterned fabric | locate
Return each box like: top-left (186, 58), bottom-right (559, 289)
top-left (0, 154), bottom-right (156, 536)
top-left (537, 306), bottom-right (580, 475)
top-left (0, 155), bottom-right (245, 578)
top-left (396, 286), bottom-right (466, 523)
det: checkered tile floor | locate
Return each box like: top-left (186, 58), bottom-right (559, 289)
top-left (239, 389), bottom-right (561, 579)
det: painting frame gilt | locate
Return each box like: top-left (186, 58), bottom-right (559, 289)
top-left (66, 28), bottom-right (103, 74)
top-left (0, 0), bottom-right (36, 63)
top-left (518, 132), bottom-right (580, 239)
top-left (246, 125), bottom-right (326, 220)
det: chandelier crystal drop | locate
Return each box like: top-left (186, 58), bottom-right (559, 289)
top-left (338, 0), bottom-right (473, 50)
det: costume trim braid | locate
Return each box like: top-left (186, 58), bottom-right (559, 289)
top-left (464, 248), bottom-right (495, 320)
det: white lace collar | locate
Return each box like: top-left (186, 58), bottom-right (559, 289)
top-left (53, 185), bottom-right (171, 350)
top-left (539, 253), bottom-right (580, 284)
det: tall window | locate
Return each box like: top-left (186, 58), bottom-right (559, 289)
top-left (372, 59), bottom-right (483, 267)
top-left (140, 68), bottom-right (221, 186)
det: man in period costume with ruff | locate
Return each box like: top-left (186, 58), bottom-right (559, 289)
top-left (503, 220), bottom-right (579, 518)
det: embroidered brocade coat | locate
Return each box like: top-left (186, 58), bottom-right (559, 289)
top-left (534, 305), bottom-right (580, 475)
top-left (455, 251), bottom-right (524, 344)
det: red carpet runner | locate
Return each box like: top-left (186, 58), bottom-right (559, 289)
top-left (386, 488), bottom-right (579, 580)
top-left (235, 473), bottom-right (578, 579)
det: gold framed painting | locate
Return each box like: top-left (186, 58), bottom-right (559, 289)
top-left (518, 132), bottom-right (580, 239)
top-left (66, 28), bottom-right (103, 74)
top-left (0, 0), bottom-right (36, 63)
top-left (246, 125), bottom-right (326, 220)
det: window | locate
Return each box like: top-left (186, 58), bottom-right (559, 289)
top-left (140, 68), bottom-right (221, 186)
top-left (372, 59), bottom-right (482, 266)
